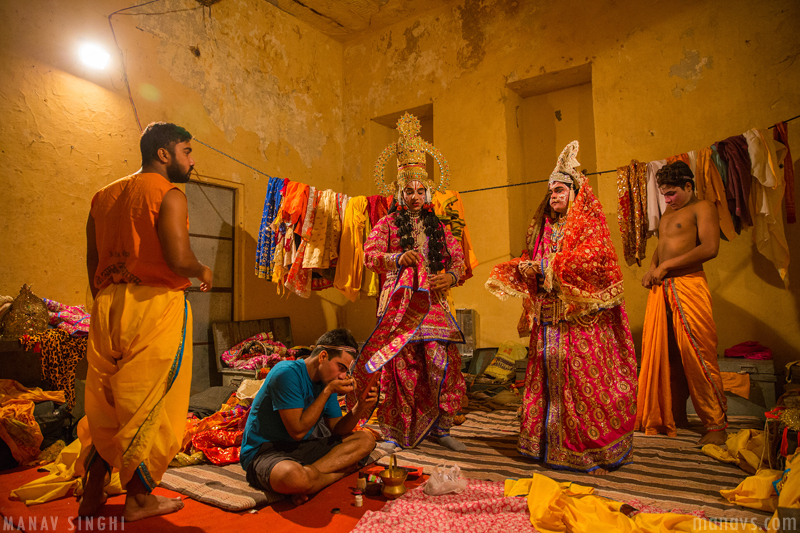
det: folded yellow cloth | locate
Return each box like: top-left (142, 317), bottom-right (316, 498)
top-left (703, 428), bottom-right (771, 474)
top-left (766, 452), bottom-right (800, 532)
top-left (505, 474), bottom-right (761, 532)
top-left (720, 468), bottom-right (782, 512)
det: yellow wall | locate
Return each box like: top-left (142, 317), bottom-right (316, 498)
top-left (1, 0), bottom-right (799, 373)
top-left (340, 0), bottom-right (800, 367)
top-left (0, 0), bottom-right (346, 345)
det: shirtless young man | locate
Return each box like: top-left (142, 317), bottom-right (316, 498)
top-left (636, 161), bottom-right (728, 446)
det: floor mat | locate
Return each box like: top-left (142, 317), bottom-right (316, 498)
top-left (375, 412), bottom-right (772, 522)
top-left (160, 442), bottom-right (391, 510)
top-left (160, 463), bottom-right (283, 511)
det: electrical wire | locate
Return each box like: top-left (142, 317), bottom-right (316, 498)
top-left (105, 3), bottom-right (799, 194)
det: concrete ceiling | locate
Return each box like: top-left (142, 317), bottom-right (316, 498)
top-left (261, 0), bottom-right (453, 41)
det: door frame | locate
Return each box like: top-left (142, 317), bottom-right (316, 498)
top-left (188, 173), bottom-right (245, 321)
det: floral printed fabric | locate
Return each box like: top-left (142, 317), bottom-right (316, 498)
top-left (219, 332), bottom-right (294, 371)
top-left (42, 298), bottom-right (90, 336)
top-left (352, 479), bottom-right (533, 532)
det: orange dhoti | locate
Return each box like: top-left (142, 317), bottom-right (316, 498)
top-left (76, 284), bottom-right (192, 491)
top-left (635, 272), bottom-right (727, 436)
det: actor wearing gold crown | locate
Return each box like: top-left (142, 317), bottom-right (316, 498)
top-left (486, 141), bottom-right (638, 473)
top-left (345, 113), bottom-right (468, 452)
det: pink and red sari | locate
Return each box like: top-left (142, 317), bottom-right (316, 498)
top-left (347, 213), bottom-right (466, 447)
top-left (486, 183), bottom-right (638, 472)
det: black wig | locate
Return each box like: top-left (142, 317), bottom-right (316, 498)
top-left (388, 199), bottom-right (449, 272)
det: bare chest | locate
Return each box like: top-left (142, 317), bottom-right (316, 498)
top-left (659, 209), bottom-right (697, 239)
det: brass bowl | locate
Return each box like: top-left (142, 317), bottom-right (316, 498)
top-left (377, 454), bottom-right (408, 500)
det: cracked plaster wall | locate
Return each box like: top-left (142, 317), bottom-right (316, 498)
top-left (0, 0), bottom-right (345, 346)
top-left (1, 0), bottom-right (800, 366)
top-left (340, 0), bottom-right (800, 364)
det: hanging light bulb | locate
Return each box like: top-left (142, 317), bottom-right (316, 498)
top-left (78, 43), bottom-right (110, 70)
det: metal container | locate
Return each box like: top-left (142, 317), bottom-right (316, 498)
top-left (718, 358), bottom-right (777, 409)
top-left (456, 308), bottom-right (479, 357)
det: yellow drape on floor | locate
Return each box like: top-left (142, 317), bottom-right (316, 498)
top-left (0, 380), bottom-right (65, 465)
top-left (720, 468), bottom-right (782, 512)
top-left (10, 437), bottom-right (123, 506)
top-left (505, 474), bottom-right (761, 532)
top-left (703, 428), bottom-right (771, 475)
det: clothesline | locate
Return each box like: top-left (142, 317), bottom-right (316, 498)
top-left (459, 113), bottom-right (800, 195)
top-left (110, 1), bottom-right (798, 200)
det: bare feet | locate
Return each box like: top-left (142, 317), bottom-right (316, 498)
top-left (697, 430), bottom-right (727, 446)
top-left (587, 468), bottom-right (609, 476)
top-left (436, 436), bottom-right (467, 452)
top-left (123, 493), bottom-right (184, 522)
top-left (291, 494), bottom-right (309, 506)
top-left (77, 458), bottom-right (108, 516)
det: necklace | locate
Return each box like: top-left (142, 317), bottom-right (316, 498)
top-left (549, 217), bottom-right (567, 253)
top-left (409, 216), bottom-right (427, 264)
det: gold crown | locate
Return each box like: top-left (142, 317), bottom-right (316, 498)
top-left (373, 113), bottom-right (450, 196)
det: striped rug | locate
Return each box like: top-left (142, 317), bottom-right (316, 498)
top-left (160, 443), bottom-right (391, 510)
top-left (376, 411), bottom-right (772, 522)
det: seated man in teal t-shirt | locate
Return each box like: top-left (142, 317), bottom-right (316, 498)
top-left (241, 328), bottom-right (377, 505)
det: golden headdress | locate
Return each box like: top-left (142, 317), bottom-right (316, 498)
top-left (373, 113), bottom-right (451, 197)
top-left (548, 140), bottom-right (584, 189)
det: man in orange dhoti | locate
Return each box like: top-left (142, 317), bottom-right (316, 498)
top-left (637, 161), bottom-right (727, 445)
top-left (78, 122), bottom-right (213, 521)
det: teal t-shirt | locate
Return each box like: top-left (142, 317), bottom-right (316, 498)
top-left (240, 359), bottom-right (342, 470)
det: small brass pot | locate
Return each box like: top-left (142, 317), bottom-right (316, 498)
top-left (377, 454), bottom-right (408, 500)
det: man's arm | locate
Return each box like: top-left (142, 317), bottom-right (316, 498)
top-left (641, 246), bottom-right (660, 288)
top-left (278, 378), bottom-right (354, 441)
top-left (158, 189), bottom-right (213, 289)
top-left (326, 385), bottom-right (379, 436)
top-left (652, 201), bottom-right (720, 282)
top-left (86, 214), bottom-right (99, 299)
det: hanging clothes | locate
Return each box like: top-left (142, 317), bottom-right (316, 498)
top-left (711, 144), bottom-right (728, 188)
top-left (284, 187), bottom-right (318, 298)
top-left (695, 147), bottom-right (737, 241)
top-left (646, 159), bottom-right (667, 233)
top-left (336, 192), bottom-right (350, 224)
top-left (268, 181), bottom-right (310, 292)
top-left (666, 152), bottom-right (694, 174)
top-left (366, 194), bottom-right (391, 228)
top-left (433, 190), bottom-right (479, 283)
top-left (745, 128), bottom-right (790, 287)
top-left (773, 121), bottom-right (796, 224)
top-left (278, 181), bottom-right (310, 227)
top-left (687, 150), bottom-right (698, 190)
top-left (255, 177), bottom-right (285, 279)
top-left (360, 214), bottom-right (382, 298)
top-left (302, 189), bottom-right (340, 269)
top-left (716, 135), bottom-right (755, 228)
top-left (333, 196), bottom-right (368, 302)
top-left (616, 159), bottom-right (649, 267)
